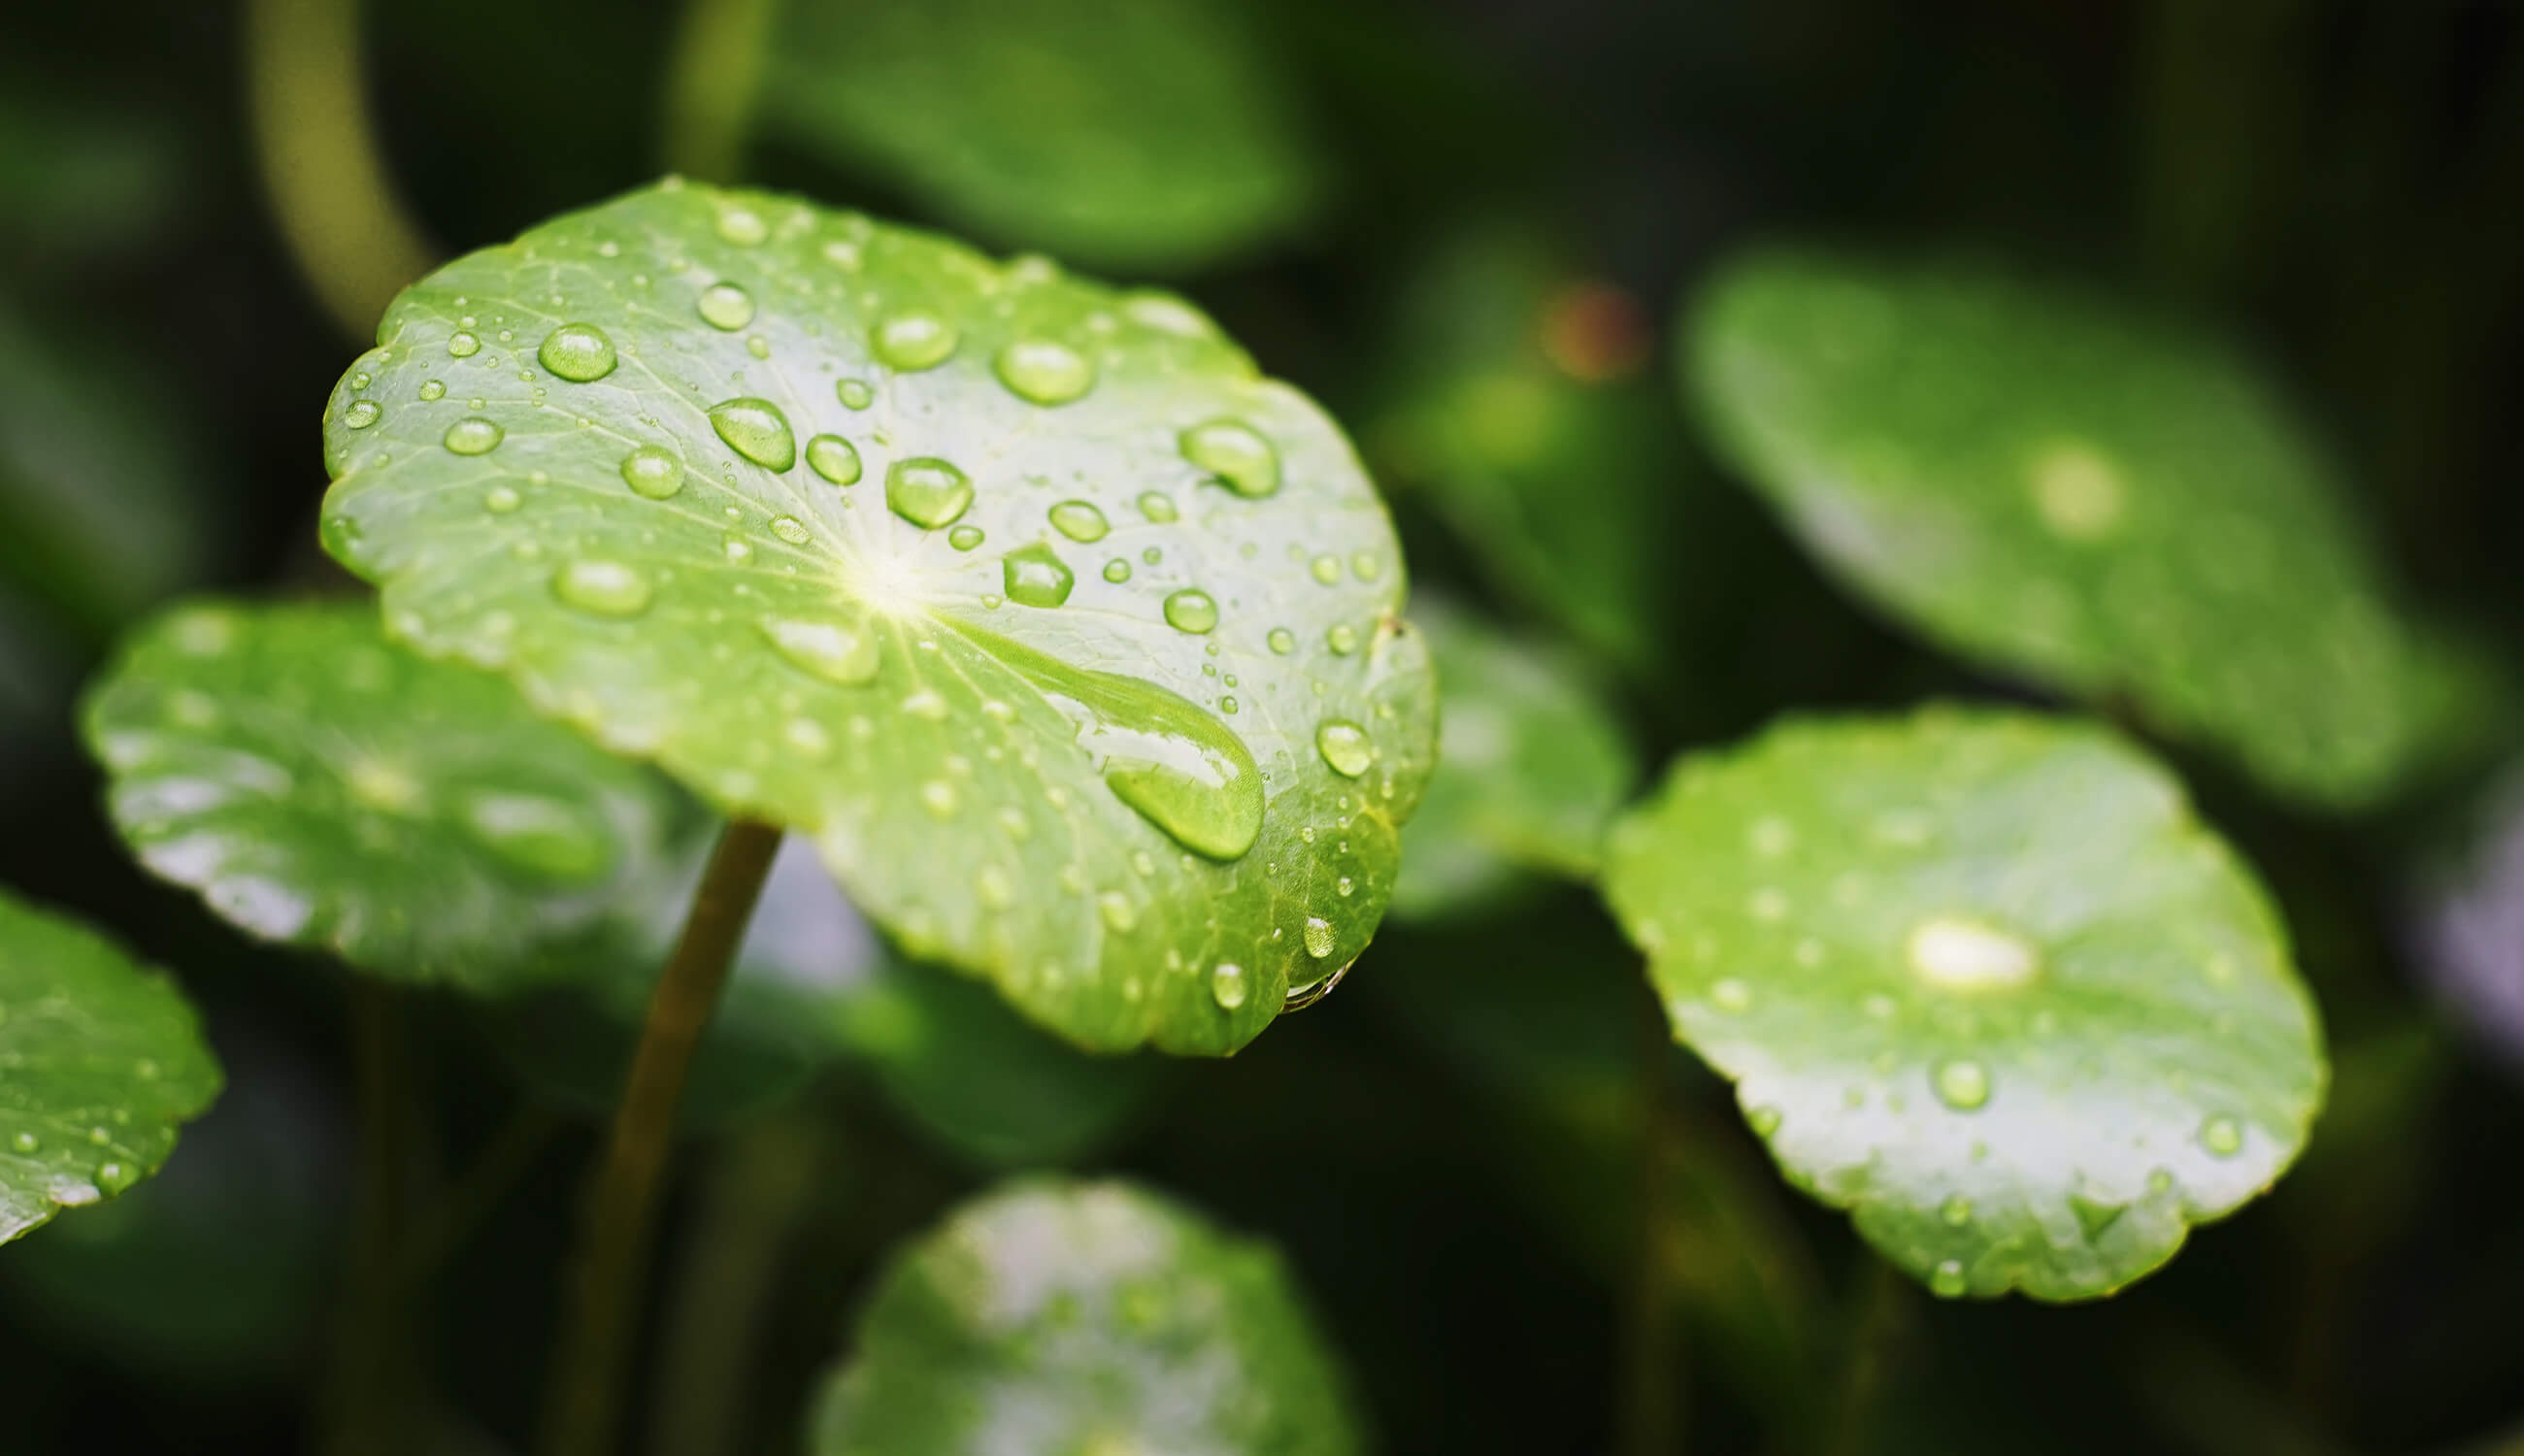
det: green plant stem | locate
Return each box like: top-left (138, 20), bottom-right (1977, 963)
top-left (536, 818), bottom-right (783, 1456)
top-left (1616, 997), bottom-right (1682, 1456)
top-left (660, 0), bottom-right (780, 183)
top-left (322, 980), bottom-right (415, 1456)
top-left (1825, 1255), bottom-right (1909, 1456)
top-left (648, 1116), bottom-right (829, 1456)
top-left (243, 0), bottom-right (437, 342)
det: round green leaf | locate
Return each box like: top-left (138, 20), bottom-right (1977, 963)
top-left (316, 181), bottom-right (1435, 1055)
top-left (0, 889), bottom-right (222, 1244)
top-left (1599, 706), bottom-right (2326, 1301)
top-left (81, 599), bottom-right (693, 988)
top-left (1686, 248), bottom-right (2451, 809)
top-left (763, 0), bottom-right (1321, 271)
top-left (812, 1177), bottom-right (1361, 1455)
top-left (1392, 598), bottom-right (1637, 920)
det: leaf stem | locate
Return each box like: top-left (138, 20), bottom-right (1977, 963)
top-left (660, 0), bottom-right (780, 183)
top-left (243, 0), bottom-right (437, 342)
top-left (535, 818), bottom-right (783, 1456)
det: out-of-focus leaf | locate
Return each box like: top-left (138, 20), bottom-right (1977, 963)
top-left (318, 181), bottom-right (1435, 1054)
top-left (1601, 706), bottom-right (2326, 1300)
top-left (1391, 598), bottom-right (1637, 919)
top-left (811, 1177), bottom-right (1362, 1455)
top-left (82, 600), bottom-right (693, 989)
top-left (1686, 248), bottom-right (2472, 809)
top-left (0, 297), bottom-right (217, 643)
top-left (762, 0), bottom-right (1321, 271)
top-left (0, 73), bottom-right (186, 263)
top-left (0, 888), bottom-right (223, 1244)
top-left (1375, 229), bottom-right (1692, 676)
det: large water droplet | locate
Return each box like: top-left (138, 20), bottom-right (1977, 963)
top-left (994, 339), bottom-right (1095, 404)
top-left (1907, 916), bottom-right (2040, 992)
top-left (1315, 719), bottom-right (1372, 778)
top-left (715, 206), bottom-right (768, 246)
top-left (552, 559), bottom-right (652, 617)
top-left (448, 331), bottom-right (482, 357)
top-left (1303, 916), bottom-right (1335, 958)
top-left (805, 434), bottom-right (862, 485)
top-left (974, 630), bottom-right (1262, 859)
top-left (698, 281), bottom-right (756, 330)
top-left (708, 397), bottom-right (796, 471)
top-left (1268, 627), bottom-right (1296, 654)
top-left (1163, 588), bottom-right (1218, 634)
top-left (344, 400), bottom-right (382, 430)
top-left (770, 515), bottom-right (814, 546)
top-left (538, 322), bottom-right (618, 381)
top-left (443, 417), bottom-right (505, 455)
top-left (886, 457), bottom-right (972, 528)
top-left (757, 615), bottom-right (879, 686)
top-left (1930, 1261), bottom-right (1968, 1299)
top-left (620, 446), bottom-right (685, 499)
top-left (1211, 963), bottom-right (1249, 1009)
top-left (836, 378), bottom-right (874, 409)
top-left (1003, 545), bottom-right (1076, 609)
top-left (1138, 491), bottom-right (1178, 523)
top-left (1048, 500), bottom-right (1109, 542)
top-left (1179, 418), bottom-right (1281, 498)
top-left (873, 313), bottom-right (957, 371)
top-left (1933, 1059), bottom-right (1991, 1111)
top-left (461, 791), bottom-right (614, 879)
top-left (949, 525), bottom-right (985, 550)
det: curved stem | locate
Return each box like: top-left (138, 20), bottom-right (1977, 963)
top-left (660, 0), bottom-right (780, 183)
top-left (244, 0), bottom-right (438, 342)
top-left (535, 819), bottom-right (783, 1456)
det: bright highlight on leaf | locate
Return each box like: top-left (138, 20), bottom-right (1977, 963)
top-left (1600, 706), bottom-right (2326, 1301)
top-left (1392, 598), bottom-right (1638, 919)
top-left (1686, 248), bottom-right (2464, 809)
top-left (316, 181), bottom-right (1434, 1055)
top-left (762, 0), bottom-right (1322, 271)
top-left (0, 888), bottom-right (222, 1244)
top-left (81, 600), bottom-right (691, 988)
top-left (811, 1178), bottom-right (1361, 1455)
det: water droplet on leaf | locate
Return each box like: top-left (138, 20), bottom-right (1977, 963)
top-left (886, 457), bottom-right (972, 528)
top-left (537, 322), bottom-right (618, 381)
top-left (708, 397), bottom-right (797, 471)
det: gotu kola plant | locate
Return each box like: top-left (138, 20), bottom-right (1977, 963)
top-left (76, 177), bottom-right (1432, 1454)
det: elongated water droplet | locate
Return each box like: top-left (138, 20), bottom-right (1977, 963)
top-left (418, 381), bottom-right (446, 401)
top-left (995, 339), bottom-right (1094, 404)
top-left (708, 397), bottom-right (796, 471)
top-left (715, 207), bottom-right (767, 246)
top-left (836, 378), bottom-right (874, 409)
top-left (758, 614), bottom-right (880, 687)
top-left (443, 417), bottom-right (504, 455)
top-left (1048, 500), bottom-right (1109, 542)
top-left (1211, 963), bottom-right (1249, 1009)
top-left (538, 323), bottom-right (618, 381)
top-left (805, 434), bottom-right (861, 484)
top-left (620, 446), bottom-right (685, 499)
top-left (886, 456), bottom-right (972, 528)
top-left (770, 515), bottom-right (814, 546)
top-left (1315, 719), bottom-right (1372, 778)
top-left (484, 485), bottom-right (520, 513)
top-left (949, 525), bottom-right (985, 550)
top-left (344, 400), bottom-right (382, 429)
top-left (1303, 916), bottom-right (1335, 958)
top-left (873, 312), bottom-right (957, 370)
top-left (1138, 491), bottom-right (1178, 523)
top-left (552, 559), bottom-right (652, 617)
top-left (1908, 916), bottom-right (2040, 992)
top-left (1163, 588), bottom-right (1218, 634)
top-left (1179, 418), bottom-right (1280, 498)
top-left (462, 790), bottom-right (614, 879)
top-left (1933, 1059), bottom-right (1991, 1111)
top-left (698, 281), bottom-right (755, 330)
top-left (1003, 545), bottom-right (1075, 608)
